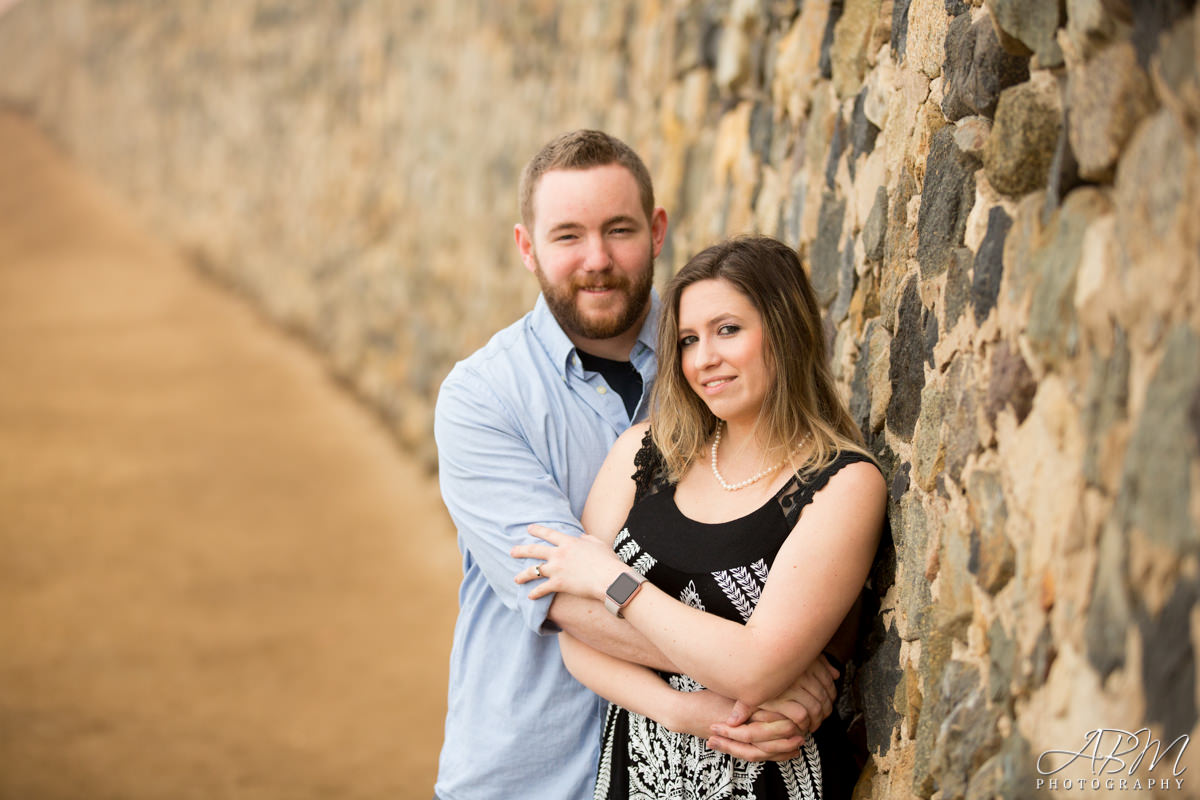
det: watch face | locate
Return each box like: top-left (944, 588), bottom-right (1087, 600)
top-left (608, 572), bottom-right (642, 604)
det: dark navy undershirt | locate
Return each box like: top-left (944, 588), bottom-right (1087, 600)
top-left (577, 349), bottom-right (643, 420)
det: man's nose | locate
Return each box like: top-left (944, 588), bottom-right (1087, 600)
top-left (581, 236), bottom-right (612, 271)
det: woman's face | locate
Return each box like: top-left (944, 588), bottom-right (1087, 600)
top-left (676, 278), bottom-right (772, 427)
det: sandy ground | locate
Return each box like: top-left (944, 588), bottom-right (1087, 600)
top-left (0, 113), bottom-right (463, 799)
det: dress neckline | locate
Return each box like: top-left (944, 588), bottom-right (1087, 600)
top-left (667, 470), bottom-right (800, 527)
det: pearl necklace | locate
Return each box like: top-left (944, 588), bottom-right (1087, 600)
top-left (710, 423), bottom-right (806, 491)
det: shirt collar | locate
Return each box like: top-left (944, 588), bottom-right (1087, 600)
top-left (531, 290), bottom-right (660, 379)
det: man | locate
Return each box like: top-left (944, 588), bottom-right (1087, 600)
top-left (433, 131), bottom-right (837, 800)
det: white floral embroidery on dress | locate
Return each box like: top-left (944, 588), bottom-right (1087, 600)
top-left (711, 559), bottom-right (769, 622)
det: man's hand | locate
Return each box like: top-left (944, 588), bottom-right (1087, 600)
top-left (706, 654), bottom-right (840, 762)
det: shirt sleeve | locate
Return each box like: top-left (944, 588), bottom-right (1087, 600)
top-left (433, 367), bottom-right (587, 635)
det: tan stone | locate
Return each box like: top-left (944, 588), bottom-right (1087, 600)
top-left (906, 0), bottom-right (951, 78)
top-left (772, 0), bottom-right (832, 121)
top-left (832, 0), bottom-right (883, 98)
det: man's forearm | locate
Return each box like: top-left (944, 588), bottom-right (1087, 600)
top-left (548, 593), bottom-right (679, 673)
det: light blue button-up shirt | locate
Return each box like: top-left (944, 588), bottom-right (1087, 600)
top-left (433, 293), bottom-right (659, 800)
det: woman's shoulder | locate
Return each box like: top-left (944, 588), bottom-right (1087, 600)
top-left (614, 421), bottom-right (652, 451)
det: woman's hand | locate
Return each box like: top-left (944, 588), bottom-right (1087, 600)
top-left (511, 524), bottom-right (628, 601)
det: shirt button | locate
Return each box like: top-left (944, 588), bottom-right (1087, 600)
top-left (597, 386), bottom-right (608, 395)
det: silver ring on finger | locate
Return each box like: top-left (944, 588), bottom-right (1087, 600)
top-left (534, 565), bottom-right (543, 579)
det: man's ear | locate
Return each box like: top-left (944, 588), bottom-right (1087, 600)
top-left (514, 224), bottom-right (537, 274)
top-left (649, 207), bottom-right (668, 258)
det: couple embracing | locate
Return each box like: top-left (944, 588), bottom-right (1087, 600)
top-left (433, 130), bottom-right (886, 800)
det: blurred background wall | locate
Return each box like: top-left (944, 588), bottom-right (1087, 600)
top-left (1, 0), bottom-right (1198, 796)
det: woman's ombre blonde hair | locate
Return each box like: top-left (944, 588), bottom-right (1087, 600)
top-left (650, 235), bottom-right (868, 480)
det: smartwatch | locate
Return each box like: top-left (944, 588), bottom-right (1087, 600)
top-left (604, 571), bottom-right (647, 618)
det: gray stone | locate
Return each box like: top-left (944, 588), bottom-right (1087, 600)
top-left (1140, 577), bottom-right (1199, 738)
top-left (918, 125), bottom-right (979, 279)
top-left (1026, 187), bottom-right (1112, 369)
top-left (912, 650), bottom-right (968, 796)
top-left (1027, 620), bottom-right (1056, 692)
top-left (1085, 519), bottom-right (1133, 680)
top-left (884, 168), bottom-right (918, 275)
top-left (857, 617), bottom-right (904, 756)
top-left (945, 0), bottom-right (970, 14)
top-left (863, 184), bottom-right (888, 261)
top-left (913, 378), bottom-right (949, 491)
top-left (849, 322), bottom-right (873, 433)
top-left (749, 100), bottom-right (774, 163)
top-left (987, 0), bottom-right (1066, 66)
top-left (831, 234), bottom-right (857, 323)
top-left (785, 169), bottom-right (808, 246)
top-left (892, 0), bottom-right (913, 60)
top-left (944, 247), bottom-right (972, 329)
top-left (1082, 327), bottom-right (1129, 488)
top-left (824, 113), bottom-right (847, 190)
top-left (1152, 12), bottom-right (1199, 122)
top-left (1063, 0), bottom-right (1132, 63)
top-left (983, 76), bottom-right (1063, 198)
top-left (890, 460), bottom-right (911, 511)
top-left (810, 191), bottom-right (846, 306)
top-left (899, 494), bottom-right (933, 641)
top-left (819, 0), bottom-right (845, 80)
top-left (1131, 0), bottom-right (1194, 68)
top-left (966, 733), bottom-right (1036, 800)
top-left (986, 618), bottom-right (1015, 705)
top-left (972, 206), bottom-right (1011, 324)
top-left (1116, 325), bottom-right (1200, 551)
top-left (850, 87), bottom-right (881, 169)
top-left (1114, 111), bottom-right (1189, 268)
top-left (943, 356), bottom-right (982, 478)
top-left (985, 341), bottom-right (1036, 426)
top-left (937, 515), bottom-right (975, 640)
top-left (967, 470), bottom-right (1015, 595)
top-left (1044, 107), bottom-right (1082, 218)
top-left (953, 116), bottom-right (992, 157)
top-left (929, 676), bottom-right (1004, 799)
top-left (1067, 41), bottom-right (1157, 182)
top-left (941, 13), bottom-right (1030, 121)
top-left (887, 277), bottom-right (928, 441)
top-left (923, 304), bottom-right (939, 368)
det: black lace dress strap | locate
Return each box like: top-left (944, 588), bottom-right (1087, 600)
top-left (630, 427), bottom-right (672, 502)
top-left (776, 450), bottom-right (877, 529)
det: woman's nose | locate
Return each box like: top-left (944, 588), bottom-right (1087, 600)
top-left (693, 339), bottom-right (719, 369)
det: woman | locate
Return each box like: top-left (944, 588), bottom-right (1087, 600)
top-left (511, 236), bottom-right (886, 799)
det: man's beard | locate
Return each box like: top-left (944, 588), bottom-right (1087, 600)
top-left (533, 252), bottom-right (654, 342)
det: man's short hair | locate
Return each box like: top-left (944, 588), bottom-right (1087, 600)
top-left (518, 130), bottom-right (656, 233)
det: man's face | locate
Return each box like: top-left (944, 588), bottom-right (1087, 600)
top-left (516, 164), bottom-right (667, 343)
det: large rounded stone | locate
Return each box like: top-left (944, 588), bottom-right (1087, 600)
top-left (1066, 40), bottom-right (1156, 181)
top-left (987, 0), bottom-right (1066, 66)
top-left (983, 73), bottom-right (1063, 197)
top-left (941, 12), bottom-right (1030, 121)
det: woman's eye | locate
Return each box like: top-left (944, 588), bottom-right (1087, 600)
top-left (679, 335), bottom-right (698, 348)
top-left (717, 324), bottom-right (740, 336)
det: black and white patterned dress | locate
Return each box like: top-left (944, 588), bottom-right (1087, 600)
top-left (594, 431), bottom-right (871, 800)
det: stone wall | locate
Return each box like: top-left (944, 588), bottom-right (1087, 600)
top-left (3, 0), bottom-right (1198, 796)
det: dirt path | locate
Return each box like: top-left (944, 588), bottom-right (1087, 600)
top-left (0, 113), bottom-right (462, 799)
